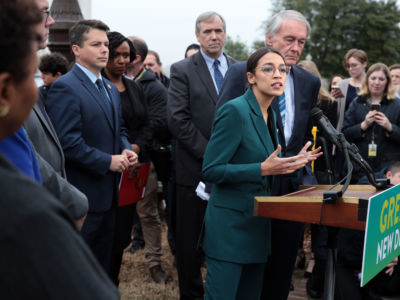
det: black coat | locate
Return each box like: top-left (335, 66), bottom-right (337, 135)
top-left (0, 152), bottom-right (120, 299)
top-left (343, 95), bottom-right (400, 182)
top-left (135, 68), bottom-right (170, 147)
top-left (101, 73), bottom-right (152, 162)
top-left (167, 52), bottom-right (236, 186)
top-left (120, 76), bottom-right (152, 162)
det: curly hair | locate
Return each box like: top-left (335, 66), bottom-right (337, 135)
top-left (0, 0), bottom-right (42, 82)
top-left (39, 52), bottom-right (69, 75)
top-left (107, 31), bottom-right (136, 63)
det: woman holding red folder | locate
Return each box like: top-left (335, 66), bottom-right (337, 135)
top-left (102, 31), bottom-right (152, 285)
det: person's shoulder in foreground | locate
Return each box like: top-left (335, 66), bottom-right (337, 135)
top-left (0, 153), bottom-right (120, 300)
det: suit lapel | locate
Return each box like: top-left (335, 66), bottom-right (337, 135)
top-left (32, 100), bottom-right (63, 154)
top-left (287, 66), bottom-right (303, 147)
top-left (245, 90), bottom-right (275, 154)
top-left (73, 66), bottom-right (114, 130)
top-left (225, 54), bottom-right (236, 67)
top-left (103, 78), bottom-right (119, 132)
top-left (192, 52), bottom-right (218, 103)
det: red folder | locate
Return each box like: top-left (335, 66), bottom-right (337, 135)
top-left (119, 162), bottom-right (151, 207)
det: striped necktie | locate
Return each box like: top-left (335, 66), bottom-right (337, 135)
top-left (278, 92), bottom-right (286, 128)
top-left (213, 59), bottom-right (224, 92)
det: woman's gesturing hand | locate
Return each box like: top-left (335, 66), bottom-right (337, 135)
top-left (261, 143), bottom-right (322, 176)
top-left (297, 141), bottom-right (323, 163)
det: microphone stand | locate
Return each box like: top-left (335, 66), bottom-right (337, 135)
top-left (319, 131), bottom-right (390, 300)
top-left (311, 107), bottom-right (392, 300)
top-left (323, 133), bottom-right (353, 204)
top-left (323, 134), bottom-right (391, 205)
top-left (320, 133), bottom-right (352, 300)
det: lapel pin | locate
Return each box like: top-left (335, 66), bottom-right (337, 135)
top-left (107, 84), bottom-right (111, 90)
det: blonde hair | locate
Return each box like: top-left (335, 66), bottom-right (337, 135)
top-left (359, 63), bottom-right (395, 100)
top-left (298, 60), bottom-right (334, 104)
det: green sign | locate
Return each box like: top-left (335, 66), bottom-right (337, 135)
top-left (361, 184), bottom-right (400, 286)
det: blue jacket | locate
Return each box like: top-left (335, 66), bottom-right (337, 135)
top-left (46, 65), bottom-right (131, 212)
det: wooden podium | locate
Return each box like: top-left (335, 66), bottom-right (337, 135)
top-left (254, 185), bottom-right (380, 230)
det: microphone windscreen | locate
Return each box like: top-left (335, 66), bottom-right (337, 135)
top-left (310, 107), bottom-right (323, 120)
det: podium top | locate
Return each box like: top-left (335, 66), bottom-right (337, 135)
top-left (254, 185), bottom-right (378, 230)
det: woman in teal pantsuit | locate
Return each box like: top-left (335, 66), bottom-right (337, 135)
top-left (202, 47), bottom-right (322, 300)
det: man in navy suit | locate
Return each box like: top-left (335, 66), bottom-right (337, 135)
top-left (216, 10), bottom-right (321, 300)
top-left (46, 20), bottom-right (137, 274)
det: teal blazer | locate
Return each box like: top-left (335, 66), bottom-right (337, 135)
top-left (202, 88), bottom-right (280, 264)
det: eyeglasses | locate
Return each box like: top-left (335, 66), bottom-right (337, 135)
top-left (258, 65), bottom-right (288, 75)
top-left (42, 9), bottom-right (50, 23)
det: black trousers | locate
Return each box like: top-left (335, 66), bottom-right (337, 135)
top-left (81, 202), bottom-right (117, 275)
top-left (109, 204), bottom-right (135, 285)
top-left (261, 219), bottom-right (304, 300)
top-left (175, 184), bottom-right (207, 300)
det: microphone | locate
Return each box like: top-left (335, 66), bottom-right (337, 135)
top-left (310, 107), bottom-right (373, 174)
top-left (311, 107), bottom-right (342, 150)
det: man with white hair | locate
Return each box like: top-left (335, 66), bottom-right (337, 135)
top-left (217, 10), bottom-right (321, 300)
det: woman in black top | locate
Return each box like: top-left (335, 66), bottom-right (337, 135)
top-left (103, 31), bottom-right (152, 284)
top-left (343, 63), bottom-right (400, 182)
top-left (337, 63), bottom-right (400, 300)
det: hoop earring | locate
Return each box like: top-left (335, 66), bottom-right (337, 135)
top-left (0, 105), bottom-right (9, 117)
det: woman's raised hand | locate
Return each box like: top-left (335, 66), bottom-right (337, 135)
top-left (297, 141), bottom-right (323, 163)
top-left (261, 144), bottom-right (314, 176)
top-left (261, 142), bottom-right (323, 176)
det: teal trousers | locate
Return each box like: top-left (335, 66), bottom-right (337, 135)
top-left (205, 256), bottom-right (265, 300)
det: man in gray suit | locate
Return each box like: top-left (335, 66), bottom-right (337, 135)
top-left (167, 11), bottom-right (236, 299)
top-left (24, 0), bottom-right (88, 229)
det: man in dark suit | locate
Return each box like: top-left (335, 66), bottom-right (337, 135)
top-left (216, 10), bottom-right (321, 300)
top-left (21, 0), bottom-right (88, 229)
top-left (46, 20), bottom-right (137, 274)
top-left (168, 11), bottom-right (236, 299)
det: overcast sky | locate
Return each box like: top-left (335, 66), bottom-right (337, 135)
top-left (89, 0), bottom-right (273, 70)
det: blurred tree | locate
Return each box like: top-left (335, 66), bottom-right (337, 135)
top-left (270, 0), bottom-right (400, 77)
top-left (224, 35), bottom-right (250, 61)
top-left (251, 40), bottom-right (266, 52)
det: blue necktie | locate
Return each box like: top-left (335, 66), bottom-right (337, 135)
top-left (95, 78), bottom-right (113, 118)
top-left (213, 59), bottom-right (224, 93)
top-left (278, 92), bottom-right (286, 128)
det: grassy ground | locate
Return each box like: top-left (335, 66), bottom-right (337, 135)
top-left (119, 222), bottom-right (309, 300)
top-left (119, 223), bottom-right (180, 300)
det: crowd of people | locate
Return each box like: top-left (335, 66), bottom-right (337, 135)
top-left (1, 0), bottom-right (400, 299)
